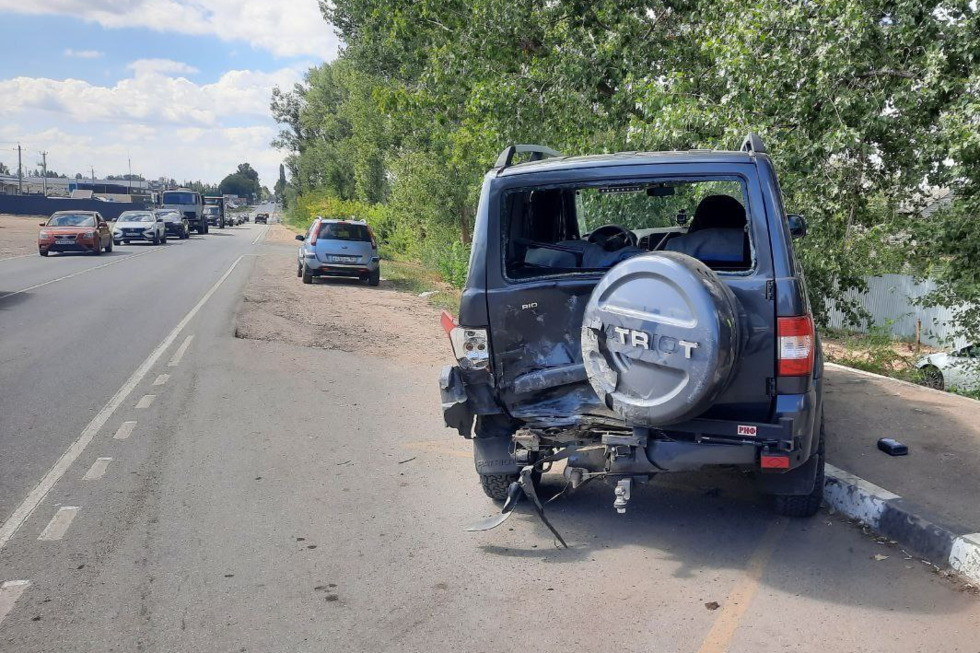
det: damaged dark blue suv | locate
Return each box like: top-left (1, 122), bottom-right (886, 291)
top-left (440, 134), bottom-right (824, 522)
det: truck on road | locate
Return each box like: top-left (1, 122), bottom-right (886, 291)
top-left (162, 189), bottom-right (207, 235)
top-left (204, 196), bottom-right (226, 229)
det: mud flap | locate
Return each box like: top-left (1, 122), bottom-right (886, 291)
top-left (472, 435), bottom-right (519, 475)
top-left (756, 451), bottom-right (819, 496)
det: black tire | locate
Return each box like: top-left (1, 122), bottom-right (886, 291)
top-left (773, 419), bottom-right (825, 518)
top-left (297, 262), bottom-right (303, 278)
top-left (922, 365), bottom-right (944, 390)
top-left (301, 264), bottom-right (313, 284)
top-left (152, 233), bottom-right (160, 246)
top-left (219, 219), bottom-right (225, 229)
top-left (105, 239), bottom-right (113, 253)
top-left (197, 222), bottom-right (206, 235)
top-left (39, 250), bottom-right (48, 257)
top-left (480, 474), bottom-right (519, 501)
top-left (162, 232), bottom-right (168, 244)
top-left (368, 268), bottom-right (381, 287)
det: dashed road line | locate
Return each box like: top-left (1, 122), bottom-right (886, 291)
top-left (82, 457), bottom-right (113, 481)
top-left (168, 335), bottom-right (194, 367)
top-left (113, 421), bottom-right (137, 441)
top-left (0, 256), bottom-right (243, 552)
top-left (153, 374), bottom-right (170, 386)
top-left (38, 507), bottom-right (79, 541)
top-left (0, 253), bottom-right (35, 263)
top-left (135, 394), bottom-right (156, 409)
top-left (0, 580), bottom-right (31, 628)
top-left (0, 248), bottom-right (160, 301)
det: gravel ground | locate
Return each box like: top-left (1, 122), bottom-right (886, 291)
top-left (235, 247), bottom-right (453, 366)
top-left (261, 222), bottom-right (303, 245)
top-left (0, 214), bottom-right (44, 259)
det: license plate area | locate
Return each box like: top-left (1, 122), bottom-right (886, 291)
top-left (326, 255), bottom-right (358, 263)
top-left (55, 239), bottom-right (74, 245)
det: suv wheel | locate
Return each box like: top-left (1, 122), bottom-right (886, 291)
top-left (480, 474), bottom-right (518, 501)
top-left (301, 264), bottom-right (313, 284)
top-left (367, 268), bottom-right (380, 287)
top-left (772, 419), bottom-right (825, 518)
top-left (921, 365), bottom-right (944, 390)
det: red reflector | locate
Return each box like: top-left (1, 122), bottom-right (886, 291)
top-left (760, 454), bottom-right (791, 470)
top-left (777, 315), bottom-right (815, 376)
top-left (440, 310), bottom-right (457, 335)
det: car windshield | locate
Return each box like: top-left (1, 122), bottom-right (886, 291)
top-left (155, 211), bottom-right (176, 219)
top-left (120, 213), bottom-right (155, 223)
top-left (503, 177), bottom-right (750, 278)
top-left (47, 214), bottom-right (96, 227)
top-left (163, 192), bottom-right (197, 205)
top-left (319, 222), bottom-right (371, 242)
top-left (204, 207), bottom-right (219, 214)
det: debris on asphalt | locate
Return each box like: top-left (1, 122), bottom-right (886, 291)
top-left (336, 460), bottom-right (352, 466)
top-left (704, 602), bottom-right (720, 611)
top-left (418, 290), bottom-right (437, 298)
top-left (398, 456), bottom-right (417, 464)
top-left (877, 438), bottom-right (909, 456)
top-left (873, 554), bottom-right (889, 561)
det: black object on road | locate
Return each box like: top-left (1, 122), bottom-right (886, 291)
top-left (878, 438), bottom-right (909, 456)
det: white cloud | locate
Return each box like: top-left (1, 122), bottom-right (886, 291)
top-left (127, 58), bottom-right (199, 76)
top-left (0, 0), bottom-right (339, 60)
top-left (64, 48), bottom-right (104, 59)
top-left (0, 64), bottom-right (303, 185)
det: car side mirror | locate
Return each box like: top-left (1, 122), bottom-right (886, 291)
top-left (295, 234), bottom-right (305, 241)
top-left (787, 214), bottom-right (807, 239)
top-left (39, 222), bottom-right (46, 227)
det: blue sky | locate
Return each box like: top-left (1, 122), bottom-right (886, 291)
top-left (0, 1), bottom-right (338, 186)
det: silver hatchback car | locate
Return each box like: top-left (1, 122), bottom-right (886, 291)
top-left (296, 218), bottom-right (381, 286)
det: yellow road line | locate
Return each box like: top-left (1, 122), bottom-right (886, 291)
top-left (695, 519), bottom-right (787, 653)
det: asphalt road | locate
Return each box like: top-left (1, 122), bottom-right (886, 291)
top-left (0, 210), bottom-right (977, 652)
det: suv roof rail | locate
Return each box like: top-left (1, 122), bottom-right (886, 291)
top-left (495, 144), bottom-right (563, 170)
top-left (740, 132), bottom-right (767, 155)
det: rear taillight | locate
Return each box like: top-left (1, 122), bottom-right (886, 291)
top-left (366, 225), bottom-right (377, 248)
top-left (310, 220), bottom-right (319, 245)
top-left (441, 310), bottom-right (489, 371)
top-left (777, 315), bottom-right (815, 376)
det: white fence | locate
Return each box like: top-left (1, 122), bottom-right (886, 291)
top-left (826, 274), bottom-right (966, 348)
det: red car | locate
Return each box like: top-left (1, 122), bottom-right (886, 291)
top-left (38, 211), bottom-right (114, 256)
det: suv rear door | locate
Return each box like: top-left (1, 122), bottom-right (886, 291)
top-left (484, 163), bottom-right (778, 427)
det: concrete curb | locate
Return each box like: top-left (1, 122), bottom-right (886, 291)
top-left (824, 463), bottom-right (980, 585)
top-left (825, 362), bottom-right (980, 407)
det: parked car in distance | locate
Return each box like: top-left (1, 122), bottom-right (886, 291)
top-left (917, 344), bottom-right (980, 392)
top-left (255, 213), bottom-right (269, 224)
top-left (295, 218), bottom-right (381, 286)
top-left (38, 211), bottom-right (113, 256)
top-left (113, 210), bottom-right (167, 245)
top-left (154, 209), bottom-right (190, 239)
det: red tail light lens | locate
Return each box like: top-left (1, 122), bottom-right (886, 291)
top-left (309, 220), bottom-right (319, 245)
top-left (366, 225), bottom-right (377, 248)
top-left (777, 315), bottom-right (815, 376)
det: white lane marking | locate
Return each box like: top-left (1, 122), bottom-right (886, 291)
top-left (38, 507), bottom-right (79, 541)
top-left (168, 335), bottom-right (194, 367)
top-left (0, 256), bottom-right (244, 552)
top-left (251, 226), bottom-right (270, 245)
top-left (135, 394), bottom-right (156, 409)
top-left (0, 253), bottom-right (36, 263)
top-left (152, 374), bottom-right (170, 386)
top-left (113, 421), bottom-right (137, 441)
top-left (82, 457), bottom-right (113, 481)
top-left (0, 248), bottom-right (159, 301)
top-left (0, 580), bottom-right (31, 628)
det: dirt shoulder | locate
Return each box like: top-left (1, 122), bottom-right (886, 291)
top-left (261, 222), bottom-right (303, 246)
top-left (0, 214), bottom-right (44, 259)
top-left (235, 244), bottom-right (452, 366)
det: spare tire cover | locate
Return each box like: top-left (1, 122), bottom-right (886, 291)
top-left (581, 251), bottom-right (741, 426)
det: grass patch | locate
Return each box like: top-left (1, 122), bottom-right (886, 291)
top-left (383, 259), bottom-right (461, 313)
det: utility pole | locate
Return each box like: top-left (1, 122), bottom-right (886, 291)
top-left (91, 166), bottom-right (96, 193)
top-left (38, 151), bottom-right (48, 196)
top-left (16, 144), bottom-right (22, 194)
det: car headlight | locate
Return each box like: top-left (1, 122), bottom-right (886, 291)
top-left (441, 313), bottom-right (490, 371)
top-left (83, 231), bottom-right (96, 238)
top-left (39, 230), bottom-right (50, 238)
